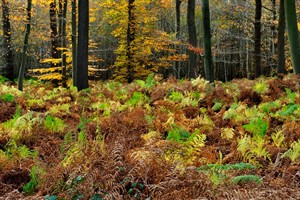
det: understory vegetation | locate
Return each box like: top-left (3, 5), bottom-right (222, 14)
top-left (1, 74), bottom-right (300, 199)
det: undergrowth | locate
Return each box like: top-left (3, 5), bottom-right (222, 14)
top-left (0, 74), bottom-right (300, 199)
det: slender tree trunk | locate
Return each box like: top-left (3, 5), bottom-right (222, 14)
top-left (126, 0), bottom-right (135, 83)
top-left (271, 0), bottom-right (276, 55)
top-left (284, 0), bottom-right (300, 74)
top-left (75, 0), bottom-right (89, 90)
top-left (187, 0), bottom-right (197, 78)
top-left (1, 0), bottom-right (14, 80)
top-left (254, 0), bottom-right (262, 77)
top-left (202, 0), bottom-right (214, 82)
top-left (61, 0), bottom-right (67, 87)
top-left (72, 0), bottom-right (77, 85)
top-left (175, 0), bottom-right (181, 78)
top-left (277, 0), bottom-right (286, 74)
top-left (50, 0), bottom-right (59, 63)
top-left (18, 0), bottom-right (32, 91)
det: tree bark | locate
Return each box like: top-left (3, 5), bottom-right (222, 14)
top-left (284, 0), bottom-right (300, 74)
top-left (18, 0), bottom-right (32, 91)
top-left (1, 0), bottom-right (14, 80)
top-left (75, 0), bottom-right (89, 90)
top-left (254, 0), bottom-right (262, 77)
top-left (202, 0), bottom-right (214, 82)
top-left (50, 0), bottom-right (59, 63)
top-left (175, 0), bottom-right (181, 77)
top-left (61, 0), bottom-right (67, 87)
top-left (277, 0), bottom-right (286, 74)
top-left (187, 0), bottom-right (197, 78)
top-left (126, 0), bottom-right (135, 83)
top-left (72, 0), bottom-right (77, 85)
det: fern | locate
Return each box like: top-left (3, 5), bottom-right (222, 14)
top-left (221, 128), bottom-right (235, 140)
top-left (253, 81), bottom-right (269, 94)
top-left (277, 104), bottom-right (299, 116)
top-left (237, 135), bottom-right (270, 166)
top-left (167, 126), bottom-right (190, 143)
top-left (198, 162), bottom-right (255, 172)
top-left (126, 92), bottom-right (149, 107)
top-left (181, 96), bottom-right (198, 107)
top-left (1, 93), bottom-right (15, 102)
top-left (145, 72), bottom-right (156, 89)
top-left (212, 102), bottom-right (222, 111)
top-left (230, 175), bottom-right (262, 185)
top-left (271, 129), bottom-right (285, 148)
top-left (243, 117), bottom-right (268, 138)
top-left (0, 75), bottom-right (9, 84)
top-left (44, 115), bottom-right (66, 133)
top-left (285, 88), bottom-right (296, 104)
top-left (48, 103), bottom-right (71, 116)
top-left (5, 140), bottom-right (37, 160)
top-left (282, 140), bottom-right (300, 163)
top-left (23, 166), bottom-right (45, 194)
top-left (259, 100), bottom-right (281, 113)
top-left (186, 129), bottom-right (206, 149)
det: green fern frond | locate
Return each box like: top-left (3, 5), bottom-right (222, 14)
top-left (168, 91), bottom-right (183, 102)
top-left (212, 102), bottom-right (222, 111)
top-left (230, 175), bottom-right (262, 185)
top-left (44, 115), bottom-right (66, 133)
top-left (243, 117), bottom-right (268, 138)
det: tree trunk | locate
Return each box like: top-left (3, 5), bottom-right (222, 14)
top-left (284, 0), bottom-right (300, 74)
top-left (72, 0), bottom-right (77, 85)
top-left (187, 0), bottom-right (197, 78)
top-left (18, 0), bottom-right (32, 91)
top-left (175, 0), bottom-right (181, 78)
top-left (277, 0), bottom-right (286, 74)
top-left (1, 0), bottom-right (14, 80)
top-left (75, 0), bottom-right (89, 90)
top-left (61, 0), bottom-right (67, 87)
top-left (126, 0), bottom-right (135, 83)
top-left (254, 0), bottom-right (262, 77)
top-left (50, 0), bottom-right (59, 63)
top-left (202, 0), bottom-right (214, 82)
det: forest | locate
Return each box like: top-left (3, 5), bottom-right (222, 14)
top-left (1, 0), bottom-right (300, 199)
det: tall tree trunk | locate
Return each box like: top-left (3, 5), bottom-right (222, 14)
top-left (50, 0), bottom-right (59, 64)
top-left (284, 0), bottom-right (300, 74)
top-left (277, 0), bottom-right (286, 74)
top-left (175, 0), bottom-right (181, 78)
top-left (75, 0), bottom-right (89, 90)
top-left (202, 0), bottom-right (214, 82)
top-left (126, 0), bottom-right (135, 83)
top-left (61, 0), bottom-right (67, 87)
top-left (187, 0), bottom-right (197, 78)
top-left (18, 0), bottom-right (32, 91)
top-left (271, 0), bottom-right (276, 55)
top-left (1, 0), bottom-right (14, 80)
top-left (72, 0), bottom-right (77, 85)
top-left (254, 0), bottom-right (262, 77)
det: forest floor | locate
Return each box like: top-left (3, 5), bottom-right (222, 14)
top-left (0, 74), bottom-right (300, 199)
